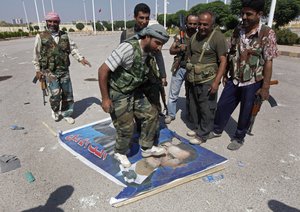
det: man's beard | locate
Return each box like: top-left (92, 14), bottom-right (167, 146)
top-left (144, 42), bottom-right (159, 55)
top-left (47, 24), bottom-right (59, 33)
top-left (186, 27), bottom-right (197, 35)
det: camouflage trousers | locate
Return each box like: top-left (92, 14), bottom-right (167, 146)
top-left (109, 88), bottom-right (159, 154)
top-left (47, 72), bottom-right (74, 117)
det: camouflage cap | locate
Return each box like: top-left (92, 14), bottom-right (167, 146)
top-left (139, 24), bottom-right (169, 44)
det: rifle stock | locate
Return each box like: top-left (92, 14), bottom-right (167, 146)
top-left (247, 80), bottom-right (279, 135)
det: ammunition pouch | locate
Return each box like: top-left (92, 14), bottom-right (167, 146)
top-left (186, 62), bottom-right (217, 84)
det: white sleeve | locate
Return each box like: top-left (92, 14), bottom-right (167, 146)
top-left (69, 35), bottom-right (84, 62)
top-left (32, 34), bottom-right (41, 71)
top-left (104, 42), bottom-right (134, 72)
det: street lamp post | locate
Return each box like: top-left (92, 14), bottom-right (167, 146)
top-left (33, 0), bottom-right (42, 30)
top-left (268, 0), bottom-right (277, 27)
top-left (83, 0), bottom-right (88, 25)
top-left (42, 0), bottom-right (46, 17)
top-left (163, 0), bottom-right (168, 28)
top-left (92, 0), bottom-right (96, 34)
top-left (22, 0), bottom-right (30, 31)
top-left (123, 0), bottom-right (126, 30)
top-left (110, 0), bottom-right (114, 31)
top-left (50, 0), bottom-right (54, 12)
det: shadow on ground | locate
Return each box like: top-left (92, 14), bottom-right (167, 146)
top-left (176, 96), bottom-right (238, 139)
top-left (73, 97), bottom-right (101, 118)
top-left (268, 199), bottom-right (300, 212)
top-left (22, 185), bottom-right (74, 212)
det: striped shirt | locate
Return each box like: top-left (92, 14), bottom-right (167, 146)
top-left (105, 40), bottom-right (149, 72)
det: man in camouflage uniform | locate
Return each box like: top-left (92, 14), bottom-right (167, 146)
top-left (208, 0), bottom-right (278, 150)
top-left (98, 24), bottom-right (169, 168)
top-left (33, 12), bottom-right (91, 124)
top-left (186, 11), bottom-right (228, 145)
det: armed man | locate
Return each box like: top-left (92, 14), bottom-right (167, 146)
top-left (164, 14), bottom-right (199, 124)
top-left (98, 24), bottom-right (169, 168)
top-left (185, 11), bottom-right (228, 145)
top-left (33, 12), bottom-right (91, 124)
top-left (208, 0), bottom-right (278, 150)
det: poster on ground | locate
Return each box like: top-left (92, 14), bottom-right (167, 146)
top-left (58, 118), bottom-right (227, 206)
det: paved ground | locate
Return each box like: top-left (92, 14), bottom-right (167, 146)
top-left (0, 33), bottom-right (299, 212)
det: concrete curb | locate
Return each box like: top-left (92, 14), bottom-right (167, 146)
top-left (278, 51), bottom-right (300, 58)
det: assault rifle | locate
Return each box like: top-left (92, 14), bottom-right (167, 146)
top-left (170, 13), bottom-right (186, 74)
top-left (247, 80), bottom-right (279, 135)
top-left (160, 82), bottom-right (168, 116)
top-left (33, 75), bottom-right (48, 106)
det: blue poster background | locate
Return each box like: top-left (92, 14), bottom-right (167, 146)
top-left (59, 118), bottom-right (227, 203)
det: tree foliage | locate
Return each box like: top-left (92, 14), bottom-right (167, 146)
top-left (33, 25), bottom-right (39, 31)
top-left (75, 22), bottom-right (85, 31)
top-left (230, 0), bottom-right (300, 28)
top-left (190, 1), bottom-right (232, 27)
top-left (273, 0), bottom-right (300, 28)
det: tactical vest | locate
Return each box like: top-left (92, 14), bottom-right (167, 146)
top-left (124, 28), bottom-right (136, 40)
top-left (186, 32), bottom-right (218, 84)
top-left (228, 24), bottom-right (271, 82)
top-left (109, 39), bottom-right (157, 94)
top-left (39, 31), bottom-right (71, 76)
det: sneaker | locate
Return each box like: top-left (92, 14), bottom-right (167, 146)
top-left (64, 117), bottom-right (75, 124)
top-left (227, 139), bottom-right (244, 151)
top-left (164, 116), bottom-right (175, 124)
top-left (51, 111), bottom-right (60, 122)
top-left (141, 146), bottom-right (166, 157)
top-left (187, 130), bottom-right (196, 137)
top-left (189, 136), bottom-right (206, 145)
top-left (114, 153), bottom-right (131, 168)
top-left (207, 131), bottom-right (222, 139)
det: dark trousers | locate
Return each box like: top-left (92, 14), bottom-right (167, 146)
top-left (213, 79), bottom-right (262, 140)
top-left (189, 79), bottom-right (217, 140)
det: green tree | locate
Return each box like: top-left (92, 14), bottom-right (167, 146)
top-left (273, 0), bottom-right (300, 28)
top-left (61, 27), bottom-right (67, 32)
top-left (126, 20), bottom-right (135, 28)
top-left (33, 25), bottom-right (39, 31)
top-left (190, 1), bottom-right (231, 27)
top-left (114, 21), bottom-right (124, 30)
top-left (76, 22), bottom-right (85, 31)
top-left (230, 0), bottom-right (300, 28)
top-left (69, 28), bottom-right (75, 32)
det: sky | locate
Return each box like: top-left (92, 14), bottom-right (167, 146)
top-left (0, 0), bottom-right (229, 24)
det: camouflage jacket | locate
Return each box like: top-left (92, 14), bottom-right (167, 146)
top-left (228, 24), bottom-right (274, 82)
top-left (109, 39), bottom-right (157, 94)
top-left (39, 31), bottom-right (71, 75)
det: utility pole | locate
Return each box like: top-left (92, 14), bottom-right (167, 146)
top-left (42, 0), bottom-right (46, 17)
top-left (268, 0), bottom-right (277, 27)
top-left (123, 0), bottom-right (126, 30)
top-left (163, 0), bottom-right (168, 28)
top-left (110, 0), bottom-right (114, 31)
top-left (92, 0), bottom-right (96, 34)
top-left (50, 0), bottom-right (54, 12)
top-left (33, 0), bottom-right (42, 30)
top-left (155, 0), bottom-right (158, 20)
top-left (185, 0), bottom-right (189, 11)
top-left (83, 0), bottom-right (88, 25)
top-left (22, 0), bottom-right (30, 31)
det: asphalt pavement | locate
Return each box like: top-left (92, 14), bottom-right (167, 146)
top-left (0, 33), bottom-right (299, 212)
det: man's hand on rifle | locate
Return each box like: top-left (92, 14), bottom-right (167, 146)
top-left (35, 71), bottom-right (44, 81)
top-left (80, 57), bottom-right (91, 67)
top-left (257, 87), bottom-right (270, 101)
